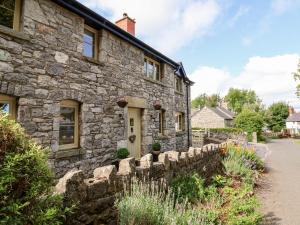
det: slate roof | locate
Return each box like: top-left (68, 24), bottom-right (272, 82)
top-left (218, 106), bottom-right (236, 118)
top-left (191, 106), bottom-right (235, 120)
top-left (286, 113), bottom-right (300, 122)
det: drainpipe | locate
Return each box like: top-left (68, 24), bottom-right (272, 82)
top-left (186, 83), bottom-right (191, 147)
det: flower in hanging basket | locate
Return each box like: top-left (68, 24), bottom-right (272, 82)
top-left (153, 100), bottom-right (162, 110)
top-left (117, 96), bottom-right (128, 108)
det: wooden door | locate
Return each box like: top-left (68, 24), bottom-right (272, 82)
top-left (127, 108), bottom-right (141, 159)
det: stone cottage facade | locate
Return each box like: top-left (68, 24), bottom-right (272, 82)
top-left (0, 0), bottom-right (193, 177)
top-left (191, 106), bottom-right (235, 129)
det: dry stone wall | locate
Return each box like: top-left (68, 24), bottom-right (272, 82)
top-left (55, 143), bottom-right (225, 225)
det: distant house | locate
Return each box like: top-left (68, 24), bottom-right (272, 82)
top-left (286, 108), bottom-right (300, 135)
top-left (191, 106), bottom-right (235, 128)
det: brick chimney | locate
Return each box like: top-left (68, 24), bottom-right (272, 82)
top-left (288, 106), bottom-right (295, 115)
top-left (115, 13), bottom-right (136, 36)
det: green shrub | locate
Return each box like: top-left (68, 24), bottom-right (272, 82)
top-left (225, 145), bottom-right (264, 171)
top-left (225, 185), bottom-right (262, 225)
top-left (115, 179), bottom-right (211, 225)
top-left (171, 173), bottom-right (205, 203)
top-left (234, 109), bottom-right (264, 137)
top-left (117, 148), bottom-right (130, 159)
top-left (242, 149), bottom-right (264, 171)
top-left (0, 113), bottom-right (72, 224)
top-left (152, 142), bottom-right (161, 151)
top-left (223, 155), bottom-right (254, 183)
top-left (212, 175), bottom-right (228, 187)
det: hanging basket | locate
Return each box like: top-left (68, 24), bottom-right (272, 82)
top-left (153, 100), bottom-right (162, 110)
top-left (117, 97), bottom-right (128, 108)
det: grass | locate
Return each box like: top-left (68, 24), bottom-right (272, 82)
top-left (115, 144), bottom-right (264, 225)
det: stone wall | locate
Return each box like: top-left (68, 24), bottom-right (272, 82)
top-left (0, 0), bottom-right (191, 178)
top-left (191, 129), bottom-right (247, 147)
top-left (55, 143), bottom-right (224, 225)
top-left (191, 107), bottom-right (226, 128)
top-left (206, 130), bottom-right (247, 146)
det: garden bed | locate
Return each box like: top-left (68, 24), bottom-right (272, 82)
top-left (115, 144), bottom-right (264, 225)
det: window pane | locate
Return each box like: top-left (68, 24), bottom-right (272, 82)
top-left (148, 61), bottom-right (154, 79)
top-left (59, 107), bottom-right (75, 145)
top-left (83, 30), bottom-right (94, 58)
top-left (0, 103), bottom-right (9, 114)
top-left (179, 115), bottom-right (182, 130)
top-left (84, 30), bottom-right (94, 44)
top-left (0, 4), bottom-right (14, 28)
top-left (144, 59), bottom-right (147, 75)
top-left (155, 64), bottom-right (160, 81)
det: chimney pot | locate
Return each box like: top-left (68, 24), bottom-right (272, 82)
top-left (115, 13), bottom-right (135, 36)
top-left (289, 106), bottom-right (295, 115)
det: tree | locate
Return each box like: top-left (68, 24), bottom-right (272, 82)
top-left (224, 88), bottom-right (260, 114)
top-left (265, 102), bottom-right (289, 132)
top-left (293, 59), bottom-right (300, 97)
top-left (0, 113), bottom-right (72, 224)
top-left (234, 109), bottom-right (264, 137)
top-left (192, 93), bottom-right (221, 108)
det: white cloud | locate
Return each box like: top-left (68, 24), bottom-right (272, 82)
top-left (79, 0), bottom-right (220, 55)
top-left (189, 54), bottom-right (300, 108)
top-left (228, 5), bottom-right (250, 28)
top-left (271, 0), bottom-right (300, 14)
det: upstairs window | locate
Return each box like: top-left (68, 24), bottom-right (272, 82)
top-left (83, 25), bottom-right (98, 59)
top-left (59, 100), bottom-right (79, 150)
top-left (175, 76), bottom-right (183, 93)
top-left (159, 110), bottom-right (165, 135)
top-left (144, 57), bottom-right (161, 81)
top-left (0, 0), bottom-right (21, 30)
top-left (0, 94), bottom-right (16, 119)
top-left (175, 112), bottom-right (184, 131)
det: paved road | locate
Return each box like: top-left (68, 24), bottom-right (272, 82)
top-left (257, 139), bottom-right (300, 225)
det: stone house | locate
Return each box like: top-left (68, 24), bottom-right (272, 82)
top-left (286, 107), bottom-right (300, 135)
top-left (191, 106), bottom-right (235, 128)
top-left (0, 0), bottom-right (193, 177)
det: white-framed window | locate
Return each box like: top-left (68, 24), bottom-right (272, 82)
top-left (144, 57), bottom-right (161, 81)
top-left (175, 112), bottom-right (184, 131)
top-left (0, 94), bottom-right (16, 119)
top-left (175, 76), bottom-right (183, 93)
top-left (59, 100), bottom-right (79, 150)
top-left (83, 25), bottom-right (98, 59)
top-left (159, 110), bottom-right (165, 135)
top-left (0, 0), bottom-right (21, 31)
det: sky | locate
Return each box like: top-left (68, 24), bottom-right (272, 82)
top-left (79, 0), bottom-right (300, 109)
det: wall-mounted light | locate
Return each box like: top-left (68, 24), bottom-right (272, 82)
top-left (117, 96), bottom-right (128, 108)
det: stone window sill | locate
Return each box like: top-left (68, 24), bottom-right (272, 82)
top-left (54, 148), bottom-right (86, 159)
top-left (0, 25), bottom-right (30, 41)
top-left (156, 134), bottom-right (169, 140)
top-left (82, 56), bottom-right (105, 66)
top-left (176, 131), bottom-right (186, 136)
top-left (143, 76), bottom-right (168, 87)
top-left (175, 90), bottom-right (184, 95)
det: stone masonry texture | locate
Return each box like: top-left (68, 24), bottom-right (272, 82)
top-left (192, 107), bottom-right (229, 128)
top-left (55, 142), bottom-right (225, 225)
top-left (0, 0), bottom-right (192, 178)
